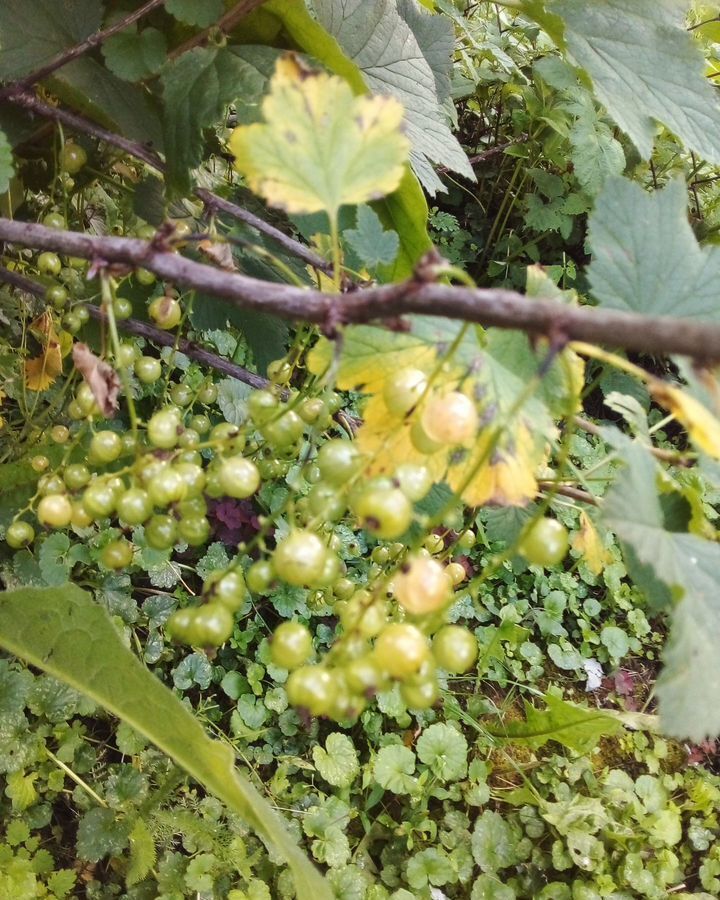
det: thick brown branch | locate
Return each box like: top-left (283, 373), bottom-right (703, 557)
top-left (3, 220), bottom-right (720, 360)
top-left (3, 90), bottom-right (331, 273)
top-left (0, 0), bottom-right (166, 96)
top-left (0, 264), bottom-right (269, 390)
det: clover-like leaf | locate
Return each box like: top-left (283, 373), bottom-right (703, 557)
top-left (312, 733), bottom-right (360, 788)
top-left (416, 723), bottom-right (468, 783)
top-left (229, 57), bottom-right (409, 223)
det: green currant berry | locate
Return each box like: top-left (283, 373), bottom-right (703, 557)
top-left (317, 440), bottom-right (362, 486)
top-left (64, 464), bottom-right (91, 491)
top-left (89, 430), bottom-right (122, 463)
top-left (144, 514), bottom-right (177, 550)
top-left (82, 481), bottom-right (117, 519)
top-left (354, 487), bottom-right (412, 540)
top-left (432, 625), bottom-right (478, 673)
top-left (147, 467), bottom-right (187, 506)
top-left (101, 539), bottom-right (134, 570)
top-left (177, 516), bottom-right (211, 546)
top-left (286, 665), bottom-right (337, 716)
top-left (246, 559), bottom-right (274, 594)
top-left (273, 530), bottom-right (328, 587)
top-left (394, 556), bottom-right (451, 615)
top-left (38, 252), bottom-right (62, 276)
top-left (190, 603), bottom-right (234, 646)
top-left (383, 368), bottom-right (427, 416)
top-left (113, 297), bottom-right (133, 320)
top-left (197, 382), bottom-right (217, 405)
top-left (134, 356), bottom-right (162, 384)
top-left (204, 570), bottom-right (247, 611)
top-left (46, 284), bottom-right (68, 309)
top-left (37, 494), bottom-right (73, 528)
top-left (270, 621), bottom-right (312, 669)
top-left (60, 142), bottom-right (87, 174)
top-left (116, 488), bottom-right (152, 525)
top-left (374, 623), bottom-right (429, 680)
top-left (518, 518), bottom-right (569, 567)
top-left (147, 408), bottom-right (182, 449)
top-left (218, 456), bottom-right (260, 498)
top-left (43, 212), bottom-right (66, 229)
top-left (6, 521), bottom-right (35, 549)
top-left (170, 383), bottom-right (194, 407)
top-left (148, 295), bottom-right (181, 329)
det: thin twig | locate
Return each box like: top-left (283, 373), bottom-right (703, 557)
top-left (170, 0), bottom-right (269, 58)
top-left (4, 220), bottom-right (720, 360)
top-left (3, 89), bottom-right (331, 273)
top-left (537, 480), bottom-right (598, 506)
top-left (0, 0), bottom-right (166, 97)
top-left (436, 138), bottom-right (526, 175)
top-left (573, 416), bottom-right (693, 466)
top-left (0, 264), bottom-right (270, 390)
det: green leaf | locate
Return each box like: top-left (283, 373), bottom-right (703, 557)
top-left (216, 377), bottom-right (252, 426)
top-left (567, 106), bottom-right (624, 196)
top-left (162, 47), bottom-right (263, 195)
top-left (0, 127), bottom-right (15, 194)
top-left (345, 205), bottom-right (400, 269)
top-left (165, 0), bottom-right (223, 27)
top-left (312, 0), bottom-right (475, 194)
top-left (38, 533), bottom-right (71, 586)
top-left (373, 745), bottom-right (417, 794)
top-left (603, 435), bottom-right (720, 741)
top-left (471, 810), bottom-right (521, 872)
top-left (406, 847), bottom-right (454, 889)
top-left (549, 0), bottom-right (720, 162)
top-left (486, 694), bottom-right (622, 754)
top-left (471, 876), bottom-right (517, 900)
top-left (0, 585), bottom-right (332, 899)
top-left (415, 722), bottom-right (468, 782)
top-left (0, 0), bottom-right (101, 80)
top-left (587, 177), bottom-right (720, 318)
top-left (172, 652), bottom-right (212, 691)
top-left (312, 733), bottom-right (360, 788)
top-left (132, 174), bottom-right (167, 226)
top-left (127, 818), bottom-right (156, 887)
top-left (76, 807), bottom-right (131, 862)
top-left (47, 869), bottom-right (77, 898)
top-left (600, 625), bottom-right (630, 660)
top-left (51, 57), bottom-right (164, 149)
top-left (102, 27), bottom-right (167, 82)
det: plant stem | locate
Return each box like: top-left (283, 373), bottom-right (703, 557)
top-left (100, 275), bottom-right (139, 436)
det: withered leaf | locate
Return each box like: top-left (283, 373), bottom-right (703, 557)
top-left (72, 343), bottom-right (121, 418)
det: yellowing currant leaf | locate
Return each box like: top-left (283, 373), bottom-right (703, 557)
top-left (24, 313), bottom-right (63, 391)
top-left (571, 512), bottom-right (611, 576)
top-left (355, 392), bottom-right (447, 482)
top-left (448, 424), bottom-right (540, 507)
top-left (228, 56), bottom-right (409, 220)
top-left (650, 381), bottom-right (720, 459)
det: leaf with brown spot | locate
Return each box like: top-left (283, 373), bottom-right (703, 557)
top-left (72, 343), bottom-right (121, 418)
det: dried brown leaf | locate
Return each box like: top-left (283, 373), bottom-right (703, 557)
top-left (72, 342), bottom-right (121, 417)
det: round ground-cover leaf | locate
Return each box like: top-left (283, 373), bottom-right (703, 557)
top-left (373, 744), bottom-right (417, 794)
top-left (312, 733), bottom-right (360, 788)
top-left (415, 722), bottom-right (468, 782)
top-left (471, 810), bottom-right (521, 872)
top-left (471, 875), bottom-right (517, 900)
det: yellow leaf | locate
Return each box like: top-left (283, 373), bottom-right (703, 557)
top-left (24, 313), bottom-right (63, 391)
top-left (448, 425), bottom-right (540, 507)
top-left (650, 381), bottom-right (720, 459)
top-left (571, 512), bottom-right (611, 575)
top-left (229, 56), bottom-right (409, 221)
